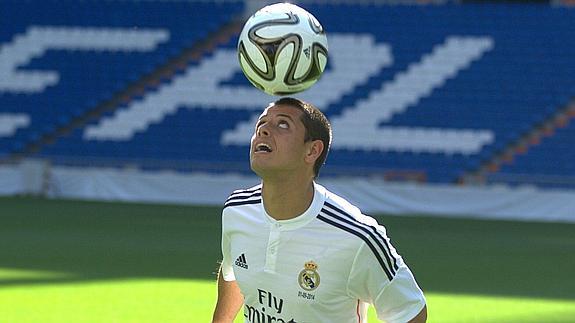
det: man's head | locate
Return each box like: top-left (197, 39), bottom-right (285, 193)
top-left (250, 97), bottom-right (332, 179)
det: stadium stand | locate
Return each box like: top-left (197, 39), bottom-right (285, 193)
top-left (487, 103), bottom-right (575, 188)
top-left (1, 2), bottom-right (575, 189)
top-left (0, 0), bottom-right (243, 157)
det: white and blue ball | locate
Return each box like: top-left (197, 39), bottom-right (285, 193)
top-left (238, 3), bottom-right (328, 96)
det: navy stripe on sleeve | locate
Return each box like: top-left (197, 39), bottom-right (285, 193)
top-left (224, 198), bottom-right (261, 209)
top-left (317, 213), bottom-right (395, 281)
top-left (318, 202), bottom-right (399, 280)
top-left (226, 190), bottom-right (262, 203)
top-left (324, 201), bottom-right (399, 272)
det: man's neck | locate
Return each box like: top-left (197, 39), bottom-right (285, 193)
top-left (261, 177), bottom-right (315, 221)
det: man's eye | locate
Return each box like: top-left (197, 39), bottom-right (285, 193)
top-left (278, 121), bottom-right (289, 129)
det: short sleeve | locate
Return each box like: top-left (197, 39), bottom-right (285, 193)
top-left (347, 243), bottom-right (426, 323)
top-left (220, 210), bottom-right (236, 281)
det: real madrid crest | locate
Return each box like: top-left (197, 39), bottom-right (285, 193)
top-left (298, 260), bottom-right (320, 291)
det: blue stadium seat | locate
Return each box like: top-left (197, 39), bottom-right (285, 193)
top-left (0, 0), bottom-right (243, 156)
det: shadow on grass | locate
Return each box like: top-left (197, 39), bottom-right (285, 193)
top-left (0, 197), bottom-right (223, 285)
top-left (1, 196), bottom-right (574, 301)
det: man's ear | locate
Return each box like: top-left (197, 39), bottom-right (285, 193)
top-left (305, 140), bottom-right (324, 164)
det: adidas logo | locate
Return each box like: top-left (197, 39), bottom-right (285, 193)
top-left (235, 253), bottom-right (248, 269)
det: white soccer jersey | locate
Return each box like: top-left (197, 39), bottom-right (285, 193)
top-left (221, 183), bottom-right (426, 323)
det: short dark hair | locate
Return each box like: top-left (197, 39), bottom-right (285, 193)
top-left (272, 97), bottom-right (332, 178)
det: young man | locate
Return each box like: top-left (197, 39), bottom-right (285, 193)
top-left (212, 97), bottom-right (427, 322)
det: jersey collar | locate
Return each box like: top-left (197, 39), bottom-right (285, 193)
top-left (263, 182), bottom-right (326, 230)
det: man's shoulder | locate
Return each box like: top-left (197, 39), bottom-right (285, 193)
top-left (318, 187), bottom-right (400, 277)
top-left (223, 184), bottom-right (262, 209)
top-left (318, 184), bottom-right (381, 229)
top-left (319, 185), bottom-right (362, 218)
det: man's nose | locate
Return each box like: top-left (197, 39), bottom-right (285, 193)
top-left (257, 124), bottom-right (270, 137)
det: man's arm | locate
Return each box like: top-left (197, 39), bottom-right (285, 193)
top-left (347, 240), bottom-right (427, 323)
top-left (408, 305), bottom-right (427, 323)
top-left (212, 269), bottom-right (244, 323)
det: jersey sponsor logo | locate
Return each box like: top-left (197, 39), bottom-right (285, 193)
top-left (235, 253), bottom-right (248, 269)
top-left (244, 305), bottom-right (297, 323)
top-left (244, 289), bottom-right (297, 323)
top-left (298, 260), bottom-right (320, 291)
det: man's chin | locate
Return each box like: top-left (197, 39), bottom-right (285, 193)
top-left (250, 163), bottom-right (278, 179)
top-left (250, 163), bottom-right (266, 177)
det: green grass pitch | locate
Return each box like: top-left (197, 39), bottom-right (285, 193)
top-left (1, 196), bottom-right (574, 322)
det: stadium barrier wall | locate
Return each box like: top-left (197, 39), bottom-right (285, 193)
top-left (1, 163), bottom-right (574, 224)
top-left (0, 159), bottom-right (49, 196)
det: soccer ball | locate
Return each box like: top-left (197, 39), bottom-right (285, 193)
top-left (237, 3), bottom-right (328, 96)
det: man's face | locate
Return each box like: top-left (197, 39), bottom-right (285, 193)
top-left (250, 104), bottom-right (311, 178)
